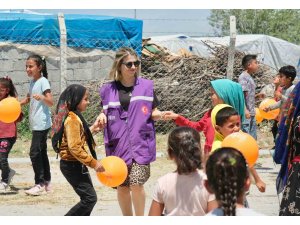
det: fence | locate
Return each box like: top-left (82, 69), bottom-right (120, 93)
top-left (0, 12), bottom-right (296, 135)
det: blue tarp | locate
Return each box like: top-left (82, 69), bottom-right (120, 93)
top-left (0, 12), bottom-right (143, 53)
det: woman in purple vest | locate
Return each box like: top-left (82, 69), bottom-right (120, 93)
top-left (96, 47), bottom-right (166, 216)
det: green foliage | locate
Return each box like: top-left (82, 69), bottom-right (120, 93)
top-left (208, 9), bottom-right (300, 44)
top-left (17, 104), bottom-right (32, 140)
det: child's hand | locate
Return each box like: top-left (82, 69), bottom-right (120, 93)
top-left (263, 106), bottom-right (270, 112)
top-left (96, 113), bottom-right (107, 128)
top-left (274, 91), bottom-right (282, 99)
top-left (94, 161), bottom-right (105, 173)
top-left (245, 109), bottom-right (251, 119)
top-left (32, 94), bottom-right (45, 101)
top-left (163, 111), bottom-right (179, 120)
top-left (255, 180), bottom-right (266, 192)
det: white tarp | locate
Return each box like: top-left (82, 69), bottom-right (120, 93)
top-left (149, 34), bottom-right (300, 71)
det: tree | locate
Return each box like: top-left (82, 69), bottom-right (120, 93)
top-left (208, 9), bottom-right (300, 44)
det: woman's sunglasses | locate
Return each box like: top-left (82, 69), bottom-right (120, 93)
top-left (122, 60), bottom-right (141, 69)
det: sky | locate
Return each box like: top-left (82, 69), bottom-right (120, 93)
top-left (29, 9), bottom-right (214, 37)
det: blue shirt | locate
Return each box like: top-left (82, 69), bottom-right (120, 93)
top-left (238, 71), bottom-right (256, 116)
top-left (29, 77), bottom-right (52, 131)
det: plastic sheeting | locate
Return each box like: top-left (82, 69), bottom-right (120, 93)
top-left (0, 12), bottom-right (143, 53)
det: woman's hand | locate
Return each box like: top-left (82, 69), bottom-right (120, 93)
top-left (163, 111), bottom-right (179, 120)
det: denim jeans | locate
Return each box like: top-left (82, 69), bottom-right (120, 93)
top-left (241, 116), bottom-right (257, 140)
top-left (29, 129), bottom-right (51, 185)
top-left (60, 160), bottom-right (97, 216)
top-left (0, 137), bottom-right (16, 183)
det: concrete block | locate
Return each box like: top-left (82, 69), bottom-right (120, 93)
top-left (73, 68), bottom-right (93, 80)
top-left (0, 60), bottom-right (14, 71)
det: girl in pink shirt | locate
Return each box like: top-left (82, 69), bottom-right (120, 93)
top-left (148, 127), bottom-right (217, 216)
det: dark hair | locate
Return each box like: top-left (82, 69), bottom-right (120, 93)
top-left (242, 54), bottom-right (257, 69)
top-left (0, 77), bottom-right (17, 97)
top-left (27, 55), bottom-right (48, 79)
top-left (216, 107), bottom-right (238, 127)
top-left (167, 126), bottom-right (202, 174)
top-left (279, 65), bottom-right (296, 81)
top-left (206, 147), bottom-right (249, 216)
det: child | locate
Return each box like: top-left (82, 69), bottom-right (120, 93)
top-left (238, 54), bottom-right (259, 140)
top-left (263, 66), bottom-right (296, 122)
top-left (52, 84), bottom-right (104, 216)
top-left (20, 55), bottom-right (54, 196)
top-left (148, 126), bottom-right (217, 216)
top-left (211, 104), bottom-right (266, 193)
top-left (211, 104), bottom-right (240, 151)
top-left (205, 147), bottom-right (264, 216)
top-left (164, 79), bottom-right (245, 156)
top-left (0, 77), bottom-right (22, 192)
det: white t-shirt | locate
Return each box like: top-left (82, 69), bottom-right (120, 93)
top-left (29, 77), bottom-right (52, 131)
top-left (152, 170), bottom-right (215, 216)
top-left (206, 208), bottom-right (264, 216)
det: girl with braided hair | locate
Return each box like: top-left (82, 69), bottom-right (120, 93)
top-left (205, 147), bottom-right (263, 216)
top-left (148, 126), bottom-right (217, 216)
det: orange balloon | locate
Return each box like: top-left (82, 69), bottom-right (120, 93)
top-left (97, 156), bottom-right (128, 187)
top-left (0, 97), bottom-right (21, 123)
top-left (221, 132), bottom-right (259, 167)
top-left (259, 98), bottom-right (280, 120)
top-left (255, 107), bottom-right (263, 124)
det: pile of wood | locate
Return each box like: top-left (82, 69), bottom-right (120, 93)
top-left (141, 40), bottom-right (275, 132)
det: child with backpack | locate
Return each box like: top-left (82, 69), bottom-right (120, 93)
top-left (51, 84), bottom-right (105, 216)
top-left (148, 126), bottom-right (217, 216)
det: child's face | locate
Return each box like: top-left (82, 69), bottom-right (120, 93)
top-left (26, 59), bottom-right (42, 79)
top-left (247, 59), bottom-right (259, 74)
top-left (77, 90), bottom-right (89, 112)
top-left (279, 73), bottom-right (292, 87)
top-left (210, 88), bottom-right (224, 106)
top-left (216, 115), bottom-right (241, 137)
top-left (0, 84), bottom-right (9, 100)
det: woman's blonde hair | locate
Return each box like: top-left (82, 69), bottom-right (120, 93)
top-left (109, 47), bottom-right (140, 81)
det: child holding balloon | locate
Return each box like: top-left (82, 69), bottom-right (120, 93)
top-left (20, 55), bottom-right (54, 196)
top-left (211, 104), bottom-right (266, 194)
top-left (148, 127), bottom-right (217, 216)
top-left (51, 84), bottom-right (105, 216)
top-left (0, 77), bottom-right (22, 192)
top-left (205, 147), bottom-right (264, 216)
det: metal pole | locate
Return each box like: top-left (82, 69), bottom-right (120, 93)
top-left (58, 13), bottom-right (67, 93)
top-left (227, 16), bottom-right (236, 80)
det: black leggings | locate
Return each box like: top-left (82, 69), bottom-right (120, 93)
top-left (60, 160), bottom-right (97, 216)
top-left (0, 137), bottom-right (16, 183)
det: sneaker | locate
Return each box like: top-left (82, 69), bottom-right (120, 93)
top-left (0, 182), bottom-right (11, 193)
top-left (25, 184), bottom-right (45, 196)
top-left (7, 169), bottom-right (16, 185)
top-left (44, 181), bottom-right (52, 193)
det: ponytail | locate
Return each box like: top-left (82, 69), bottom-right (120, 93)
top-left (27, 54), bottom-right (48, 79)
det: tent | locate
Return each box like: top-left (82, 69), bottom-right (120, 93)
top-left (196, 34), bottom-right (300, 71)
top-left (0, 11), bottom-right (143, 53)
top-left (148, 34), bottom-right (300, 71)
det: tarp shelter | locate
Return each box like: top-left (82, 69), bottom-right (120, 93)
top-left (196, 34), bottom-right (300, 71)
top-left (0, 11), bottom-right (143, 53)
top-left (148, 34), bottom-right (211, 58)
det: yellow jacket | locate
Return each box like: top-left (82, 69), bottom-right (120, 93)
top-left (59, 112), bottom-right (98, 169)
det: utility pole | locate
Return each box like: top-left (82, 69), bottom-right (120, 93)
top-left (134, 9), bottom-right (137, 19)
top-left (227, 16), bottom-right (236, 80)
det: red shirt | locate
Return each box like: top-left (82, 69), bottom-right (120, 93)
top-left (174, 109), bottom-right (214, 153)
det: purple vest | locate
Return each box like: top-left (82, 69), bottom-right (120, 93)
top-left (100, 78), bottom-right (156, 165)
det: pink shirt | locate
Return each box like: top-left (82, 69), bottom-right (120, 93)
top-left (0, 121), bottom-right (17, 138)
top-left (152, 170), bottom-right (215, 216)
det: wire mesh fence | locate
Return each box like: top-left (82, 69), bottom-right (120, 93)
top-left (0, 13), bottom-right (287, 136)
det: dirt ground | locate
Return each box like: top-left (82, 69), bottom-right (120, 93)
top-left (0, 125), bottom-right (281, 216)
